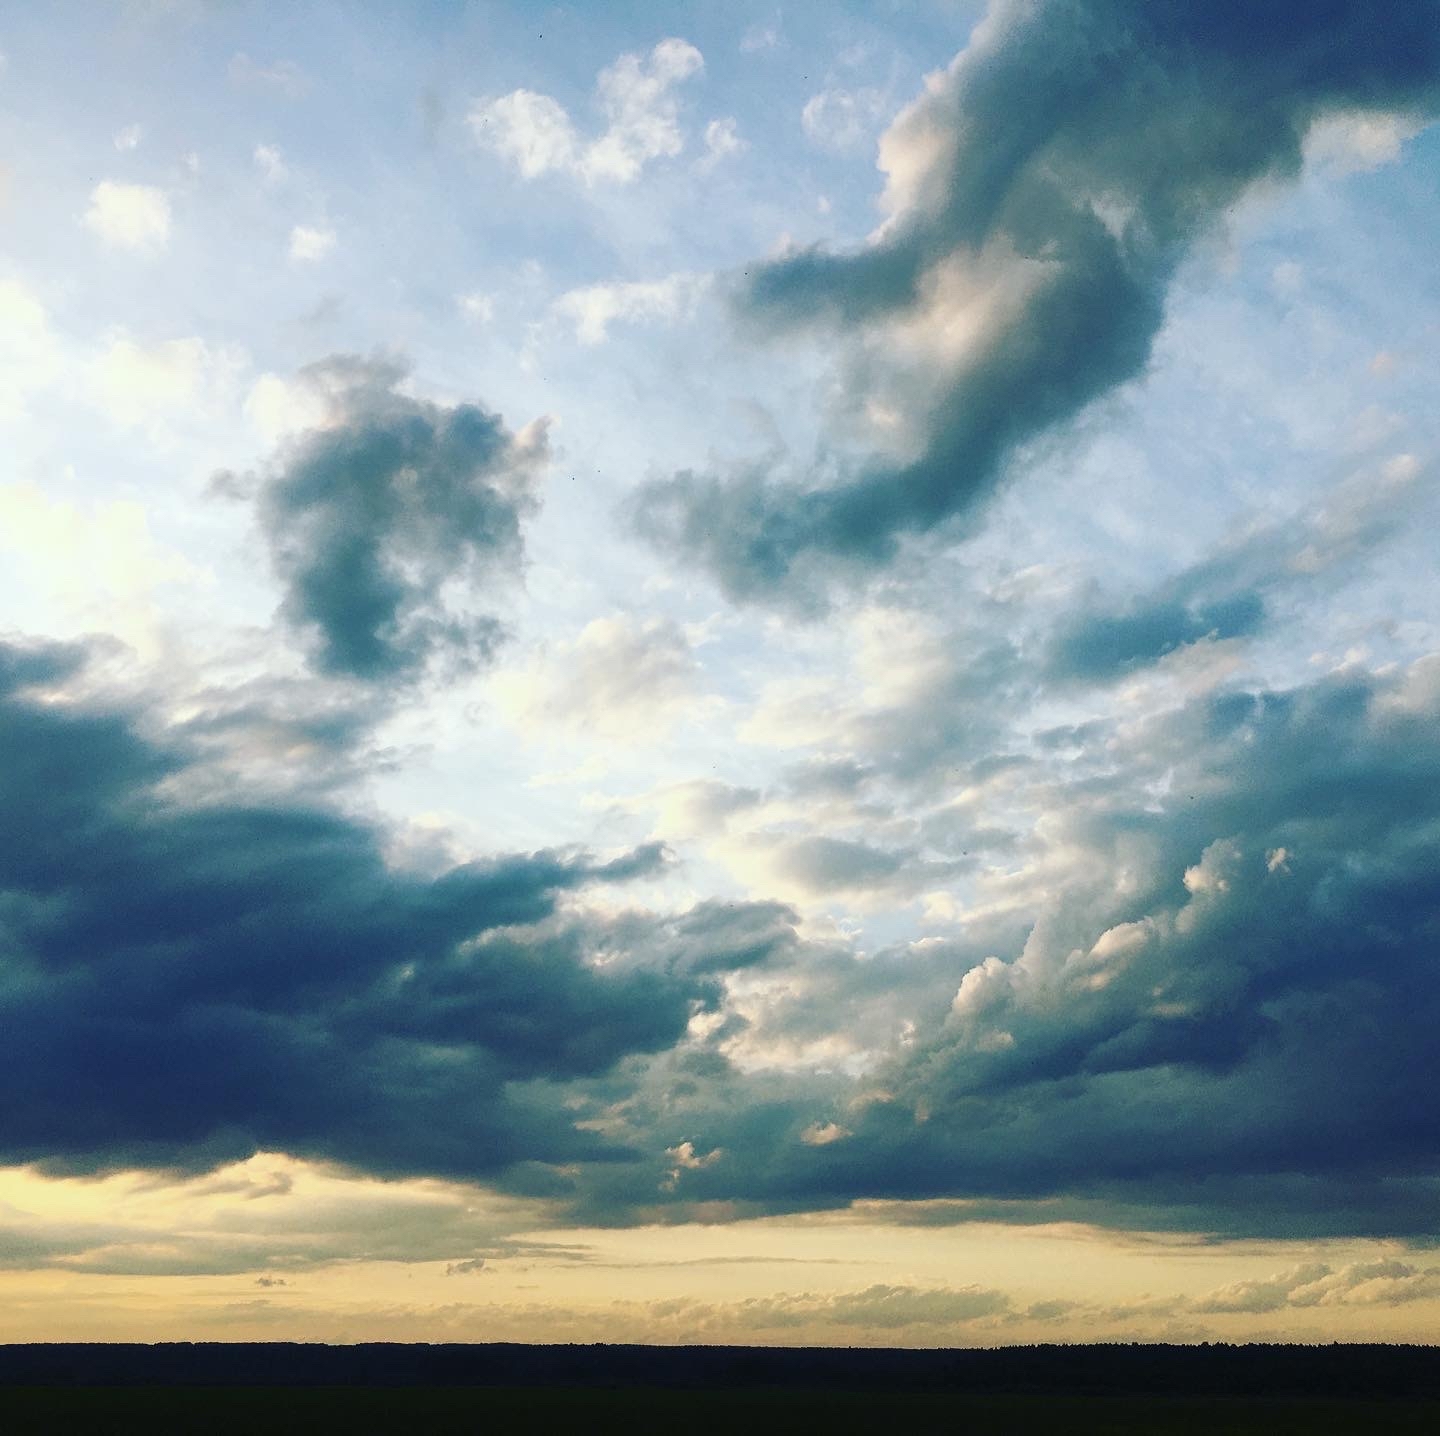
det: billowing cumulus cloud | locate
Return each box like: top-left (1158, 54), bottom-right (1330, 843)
top-left (1194, 1261), bottom-right (1440, 1314)
top-left (558, 653), bottom-right (1440, 1235)
top-left (249, 356), bottom-right (550, 683)
top-left (82, 181), bottom-right (171, 253)
top-left (636, 0), bottom-right (1440, 605)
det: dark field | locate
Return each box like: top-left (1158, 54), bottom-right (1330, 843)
top-left (4, 1386), bottom-right (1440, 1434)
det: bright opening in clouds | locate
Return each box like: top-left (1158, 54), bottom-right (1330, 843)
top-left (2, 0), bottom-right (1439, 1349)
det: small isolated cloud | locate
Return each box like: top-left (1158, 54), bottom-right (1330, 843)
top-left (229, 52), bottom-right (309, 97)
top-left (254, 143), bottom-right (287, 183)
top-left (553, 272), bottom-right (709, 345)
top-left (740, 20), bottom-right (781, 54)
top-left (495, 614), bottom-right (706, 742)
top-left (469, 38), bottom-right (704, 185)
top-left (0, 278), bottom-right (62, 420)
top-left (800, 86), bottom-right (887, 153)
top-left (90, 334), bottom-right (245, 432)
top-left (702, 117), bottom-right (745, 165)
top-left (83, 181), bottom-right (170, 253)
top-left (248, 354), bottom-right (552, 682)
top-left (445, 1257), bottom-right (488, 1276)
top-left (289, 225), bottom-right (336, 262)
top-left (458, 291), bottom-right (495, 325)
top-left (113, 123), bottom-right (143, 152)
top-left (253, 1275), bottom-right (288, 1288)
top-left (800, 1120), bottom-right (851, 1146)
top-left (1304, 110), bottom-right (1428, 174)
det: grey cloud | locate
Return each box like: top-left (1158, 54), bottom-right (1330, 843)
top-left (736, 1281), bottom-right (1010, 1330)
top-left (0, 637), bottom-right (776, 1185)
top-left (770, 833), bottom-right (973, 897)
top-left (445, 1257), bottom-right (488, 1276)
top-left (564, 654), bottom-right (1440, 1237)
top-left (635, 0), bottom-right (1440, 605)
top-left (253, 355), bottom-right (547, 682)
top-left (1048, 456), bottom-right (1426, 682)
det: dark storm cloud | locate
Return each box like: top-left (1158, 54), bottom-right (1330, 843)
top-left (0, 638), bottom-right (790, 1182)
top-left (635, 0), bottom-right (1440, 604)
top-left (252, 355), bottom-right (548, 681)
top-left (564, 656), bottom-right (1440, 1237)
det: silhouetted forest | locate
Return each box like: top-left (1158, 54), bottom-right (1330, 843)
top-left (1, 1341), bottom-right (1437, 1395)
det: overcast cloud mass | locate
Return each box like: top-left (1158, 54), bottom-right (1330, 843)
top-left (1, 0), bottom-right (1438, 1345)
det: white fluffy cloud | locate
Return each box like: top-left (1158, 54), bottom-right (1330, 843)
top-left (553, 272), bottom-right (709, 344)
top-left (494, 614), bottom-right (707, 742)
top-left (800, 86), bottom-right (888, 152)
top-left (0, 279), bottom-right (62, 420)
top-left (82, 181), bottom-right (170, 252)
top-left (289, 224), bottom-right (336, 261)
top-left (253, 143), bottom-right (287, 182)
top-left (1304, 110), bottom-right (1428, 173)
top-left (470, 38), bottom-right (704, 185)
top-left (90, 335), bottom-right (245, 431)
top-left (701, 116), bottom-right (746, 165)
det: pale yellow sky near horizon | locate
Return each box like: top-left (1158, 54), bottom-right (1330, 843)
top-left (3, 1155), bottom-right (1437, 1346)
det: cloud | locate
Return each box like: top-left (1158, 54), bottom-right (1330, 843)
top-left (229, 53), bottom-right (309, 97)
top-left (1047, 454), bottom-right (1425, 682)
top-left (702, 117), bottom-right (746, 165)
top-left (1194, 1260), bottom-right (1440, 1313)
top-left (289, 225), bottom-right (336, 262)
top-left (254, 144), bottom-right (287, 183)
top-left (458, 291), bottom-right (494, 325)
top-left (112, 123), bottom-right (143, 152)
top-left (90, 334), bottom-right (245, 433)
top-left (0, 481), bottom-right (196, 652)
top-left (556, 648), bottom-right (1440, 1237)
top-left (552, 272), bottom-right (709, 345)
top-left (83, 181), bottom-right (170, 253)
top-left (0, 278), bottom-right (62, 420)
top-left (800, 87), bottom-right (888, 153)
top-left (469, 38), bottom-right (704, 185)
top-left (733, 1282), bottom-right (1010, 1330)
top-left (634, 0), bottom-right (1440, 605)
top-left (0, 1151), bottom-right (566, 1277)
top-left (244, 372), bottom-right (329, 443)
top-left (246, 355), bottom-right (550, 683)
top-left (0, 636), bottom-right (721, 1183)
top-left (494, 615), bottom-right (706, 743)
top-left (1304, 110), bottom-right (1427, 174)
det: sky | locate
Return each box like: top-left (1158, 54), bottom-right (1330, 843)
top-left (2, 0), bottom-right (1440, 1347)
